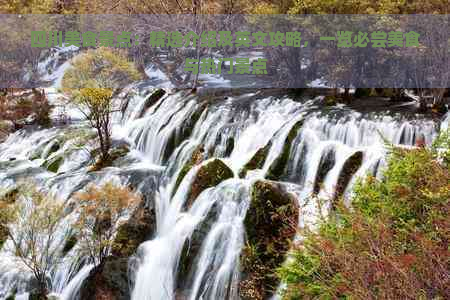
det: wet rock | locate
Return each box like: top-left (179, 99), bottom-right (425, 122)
top-left (46, 141), bottom-right (60, 159)
top-left (61, 233), bottom-right (77, 256)
top-left (266, 120), bottom-right (303, 180)
top-left (185, 159), bottom-right (233, 209)
top-left (78, 257), bottom-right (130, 300)
top-left (333, 151), bottom-right (363, 203)
top-left (88, 142), bottom-right (130, 172)
top-left (138, 89), bottom-right (166, 118)
top-left (239, 141), bottom-right (272, 178)
top-left (44, 156), bottom-right (63, 173)
top-left (0, 224), bottom-right (7, 249)
top-left (173, 145), bottom-right (205, 196)
top-left (313, 147), bottom-right (336, 194)
top-left (177, 200), bottom-right (222, 290)
top-left (163, 103), bottom-right (207, 163)
top-left (239, 180), bottom-right (299, 300)
top-left (111, 201), bottom-right (156, 258)
top-left (224, 137), bottom-right (235, 157)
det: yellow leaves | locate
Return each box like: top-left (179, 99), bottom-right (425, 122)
top-left (79, 87), bottom-right (113, 105)
top-left (74, 182), bottom-right (141, 262)
top-left (62, 47), bottom-right (142, 95)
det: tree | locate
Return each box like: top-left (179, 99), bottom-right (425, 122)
top-left (74, 182), bottom-right (141, 265)
top-left (61, 48), bottom-right (142, 164)
top-left (1, 186), bottom-right (68, 298)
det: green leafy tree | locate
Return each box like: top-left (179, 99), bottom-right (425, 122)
top-left (61, 48), bottom-right (142, 164)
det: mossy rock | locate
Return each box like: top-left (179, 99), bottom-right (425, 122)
top-left (45, 141), bottom-right (61, 158)
top-left (5, 294), bottom-right (15, 300)
top-left (324, 95), bottom-right (338, 106)
top-left (111, 202), bottom-right (156, 258)
top-left (173, 145), bottom-right (205, 196)
top-left (28, 292), bottom-right (49, 300)
top-left (62, 234), bottom-right (77, 256)
top-left (239, 180), bottom-right (299, 300)
top-left (44, 156), bottom-right (63, 173)
top-left (0, 224), bottom-right (7, 249)
top-left (185, 159), bottom-right (233, 210)
top-left (88, 145), bottom-right (130, 172)
top-left (224, 137), bottom-right (235, 157)
top-left (239, 142), bottom-right (272, 178)
top-left (333, 151), bottom-right (363, 203)
top-left (266, 120), bottom-right (303, 180)
top-left (162, 103), bottom-right (207, 163)
top-left (313, 148), bottom-right (336, 194)
top-left (78, 257), bottom-right (129, 300)
top-left (138, 89), bottom-right (166, 118)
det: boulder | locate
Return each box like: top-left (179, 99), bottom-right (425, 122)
top-left (184, 159), bottom-right (233, 210)
top-left (162, 103), bottom-right (207, 163)
top-left (111, 201), bottom-right (156, 258)
top-left (313, 147), bottom-right (336, 194)
top-left (266, 120), bottom-right (303, 180)
top-left (138, 89), bottom-right (166, 118)
top-left (44, 156), bottom-right (63, 173)
top-left (239, 180), bottom-right (299, 300)
top-left (173, 145), bottom-right (205, 196)
top-left (333, 151), bottom-right (363, 203)
top-left (239, 141), bottom-right (272, 178)
top-left (78, 257), bottom-right (130, 300)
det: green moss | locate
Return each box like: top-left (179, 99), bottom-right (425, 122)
top-left (0, 224), bottom-right (7, 249)
top-left (333, 151), bottom-right (363, 203)
top-left (163, 104), bottom-right (207, 163)
top-left (279, 147), bottom-right (450, 300)
top-left (45, 156), bottom-right (63, 173)
top-left (240, 180), bottom-right (299, 300)
top-left (88, 145), bottom-right (130, 172)
top-left (239, 142), bottom-right (272, 178)
top-left (5, 294), bottom-right (15, 300)
top-left (324, 95), bottom-right (337, 106)
top-left (139, 89), bottom-right (166, 118)
top-left (266, 120), bottom-right (303, 180)
top-left (111, 202), bottom-right (155, 258)
top-left (173, 145), bottom-right (205, 196)
top-left (185, 159), bottom-right (233, 209)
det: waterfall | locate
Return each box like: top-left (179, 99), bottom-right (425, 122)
top-left (0, 81), bottom-right (444, 300)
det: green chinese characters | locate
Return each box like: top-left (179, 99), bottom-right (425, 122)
top-left (184, 58), bottom-right (268, 75)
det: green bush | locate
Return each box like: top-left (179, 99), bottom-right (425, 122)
top-left (279, 142), bottom-right (450, 299)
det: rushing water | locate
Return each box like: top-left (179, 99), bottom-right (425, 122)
top-left (0, 54), bottom-right (447, 300)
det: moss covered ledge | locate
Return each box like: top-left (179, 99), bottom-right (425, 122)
top-left (239, 180), bottom-right (299, 300)
top-left (239, 141), bottom-right (272, 178)
top-left (184, 159), bottom-right (234, 210)
top-left (266, 120), bottom-right (303, 180)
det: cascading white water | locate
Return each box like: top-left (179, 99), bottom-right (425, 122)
top-left (0, 81), bottom-right (445, 300)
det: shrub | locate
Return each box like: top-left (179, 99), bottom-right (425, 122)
top-left (74, 182), bottom-right (141, 265)
top-left (1, 185), bottom-right (68, 298)
top-left (279, 145), bottom-right (450, 299)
